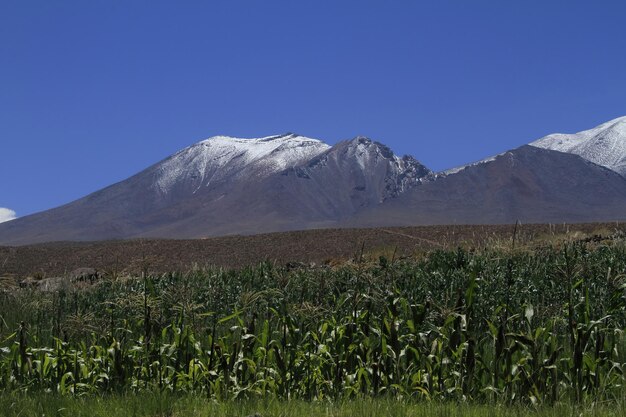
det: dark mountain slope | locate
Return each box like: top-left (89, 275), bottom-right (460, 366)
top-left (347, 146), bottom-right (626, 226)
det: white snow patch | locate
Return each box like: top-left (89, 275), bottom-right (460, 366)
top-left (442, 153), bottom-right (502, 176)
top-left (154, 134), bottom-right (330, 194)
top-left (530, 116), bottom-right (626, 175)
top-left (353, 141), bottom-right (371, 170)
top-left (0, 208), bottom-right (17, 223)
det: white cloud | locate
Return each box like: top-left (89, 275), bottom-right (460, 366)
top-left (0, 208), bottom-right (17, 223)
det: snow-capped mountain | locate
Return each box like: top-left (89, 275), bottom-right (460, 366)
top-left (1, 116), bottom-right (626, 246)
top-left (133, 137), bottom-right (434, 239)
top-left (530, 116), bottom-right (626, 176)
top-left (350, 145), bottom-right (626, 226)
top-left (0, 134), bottom-right (432, 244)
top-left (154, 133), bottom-right (330, 196)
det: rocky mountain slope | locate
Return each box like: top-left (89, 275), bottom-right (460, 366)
top-left (0, 135), bottom-right (432, 244)
top-left (1, 116), bottom-right (625, 245)
top-left (348, 145), bottom-right (626, 226)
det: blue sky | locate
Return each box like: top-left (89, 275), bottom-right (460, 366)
top-left (1, 1), bottom-right (626, 218)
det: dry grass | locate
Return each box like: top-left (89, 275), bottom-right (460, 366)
top-left (1, 223), bottom-right (624, 280)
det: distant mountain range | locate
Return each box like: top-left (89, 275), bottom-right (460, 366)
top-left (1, 116), bottom-right (626, 245)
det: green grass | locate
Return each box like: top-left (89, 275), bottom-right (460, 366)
top-left (2, 393), bottom-right (625, 417)
top-left (1, 237), bottom-right (625, 409)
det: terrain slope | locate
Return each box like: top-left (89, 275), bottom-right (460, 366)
top-left (1, 117), bottom-right (626, 245)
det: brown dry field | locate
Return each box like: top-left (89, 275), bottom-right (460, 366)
top-left (0, 222), bottom-right (623, 279)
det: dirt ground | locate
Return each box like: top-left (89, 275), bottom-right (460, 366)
top-left (0, 222), bottom-right (622, 279)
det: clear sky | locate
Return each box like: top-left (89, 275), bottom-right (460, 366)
top-left (1, 1), bottom-right (626, 219)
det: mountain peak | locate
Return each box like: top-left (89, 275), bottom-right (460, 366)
top-left (3, 115), bottom-right (626, 245)
top-left (350, 135), bottom-right (372, 143)
top-left (597, 115), bottom-right (626, 129)
top-left (199, 133), bottom-right (324, 145)
top-left (530, 115), bottom-right (626, 176)
top-left (154, 134), bottom-right (331, 195)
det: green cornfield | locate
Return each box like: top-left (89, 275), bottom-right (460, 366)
top-left (1, 239), bottom-right (625, 411)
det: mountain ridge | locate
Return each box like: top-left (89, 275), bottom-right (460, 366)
top-left (529, 115), bottom-right (626, 176)
top-left (347, 145), bottom-right (626, 227)
top-left (1, 116), bottom-right (626, 245)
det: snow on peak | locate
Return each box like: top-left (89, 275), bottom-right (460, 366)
top-left (337, 136), bottom-right (398, 170)
top-left (442, 151), bottom-right (508, 176)
top-left (196, 134), bottom-right (329, 169)
top-left (529, 115), bottom-right (626, 176)
top-left (154, 134), bottom-right (330, 194)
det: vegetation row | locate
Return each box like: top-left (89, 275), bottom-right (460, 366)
top-left (1, 239), bottom-right (625, 407)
